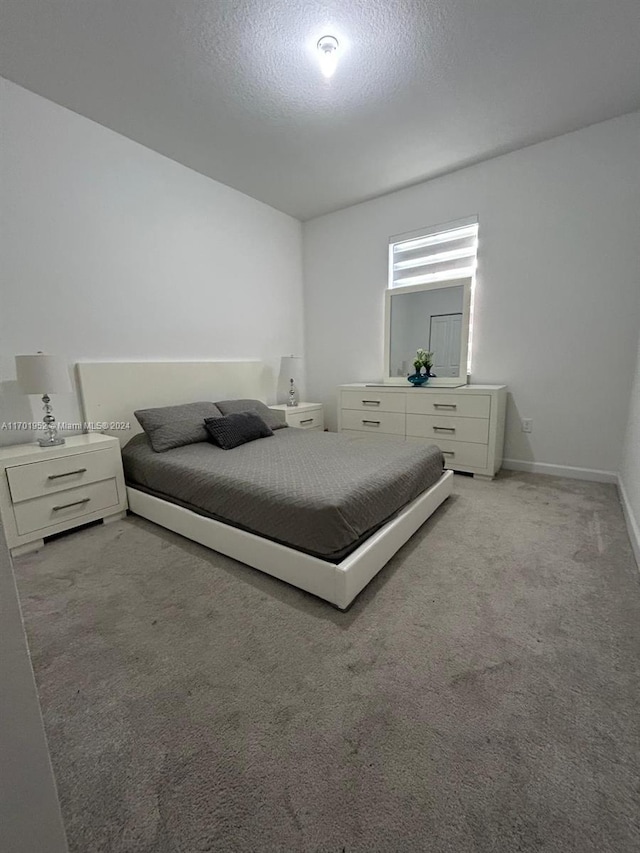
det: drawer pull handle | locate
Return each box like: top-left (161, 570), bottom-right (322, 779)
top-left (361, 400), bottom-right (380, 406)
top-left (433, 426), bottom-right (456, 433)
top-left (433, 403), bottom-right (457, 410)
top-left (362, 420), bottom-right (381, 426)
top-left (48, 468), bottom-right (87, 480)
top-left (300, 418), bottom-right (314, 425)
top-left (52, 498), bottom-right (90, 511)
top-left (442, 450), bottom-right (455, 456)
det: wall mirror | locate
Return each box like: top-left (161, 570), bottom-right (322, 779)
top-left (384, 277), bottom-right (472, 386)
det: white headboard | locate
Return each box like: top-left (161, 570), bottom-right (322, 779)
top-left (76, 360), bottom-right (270, 445)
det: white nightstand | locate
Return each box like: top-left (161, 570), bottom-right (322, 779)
top-left (269, 402), bottom-right (325, 431)
top-left (0, 434), bottom-right (128, 557)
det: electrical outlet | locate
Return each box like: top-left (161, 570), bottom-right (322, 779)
top-left (521, 418), bottom-right (533, 433)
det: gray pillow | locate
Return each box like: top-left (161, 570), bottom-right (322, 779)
top-left (204, 412), bottom-right (273, 450)
top-left (134, 402), bottom-right (223, 452)
top-left (215, 399), bottom-right (287, 430)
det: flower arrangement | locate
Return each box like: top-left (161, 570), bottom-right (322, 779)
top-left (413, 348), bottom-right (433, 375)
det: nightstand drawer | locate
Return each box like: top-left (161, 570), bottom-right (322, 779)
top-left (13, 478), bottom-right (120, 535)
top-left (406, 414), bottom-right (489, 444)
top-left (7, 448), bottom-right (117, 503)
top-left (341, 410), bottom-right (405, 435)
top-left (287, 409), bottom-right (324, 430)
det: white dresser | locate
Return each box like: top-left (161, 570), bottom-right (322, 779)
top-left (0, 434), bottom-right (128, 556)
top-left (338, 384), bottom-right (507, 479)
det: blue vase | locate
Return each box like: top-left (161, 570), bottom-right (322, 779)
top-left (407, 372), bottom-right (429, 386)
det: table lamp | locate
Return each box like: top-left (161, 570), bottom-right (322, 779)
top-left (280, 354), bottom-right (303, 407)
top-left (15, 353), bottom-right (72, 447)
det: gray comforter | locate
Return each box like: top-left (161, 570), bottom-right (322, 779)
top-left (122, 429), bottom-right (444, 561)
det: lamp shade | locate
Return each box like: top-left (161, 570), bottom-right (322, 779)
top-left (280, 355), bottom-right (303, 379)
top-left (15, 354), bottom-right (72, 395)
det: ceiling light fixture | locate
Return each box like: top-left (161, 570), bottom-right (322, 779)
top-left (317, 35), bottom-right (339, 79)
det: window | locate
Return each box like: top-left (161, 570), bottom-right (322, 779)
top-left (388, 216), bottom-right (479, 290)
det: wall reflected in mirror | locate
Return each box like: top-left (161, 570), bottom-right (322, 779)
top-left (388, 285), bottom-right (464, 378)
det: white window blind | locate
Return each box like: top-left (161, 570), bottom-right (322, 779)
top-left (389, 216), bottom-right (479, 289)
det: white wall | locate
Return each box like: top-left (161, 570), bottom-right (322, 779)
top-left (303, 112), bottom-right (640, 475)
top-left (0, 79), bottom-right (303, 445)
top-left (620, 330), bottom-right (640, 565)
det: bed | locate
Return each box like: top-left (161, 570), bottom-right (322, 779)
top-left (122, 427), bottom-right (445, 562)
top-left (77, 361), bottom-right (453, 609)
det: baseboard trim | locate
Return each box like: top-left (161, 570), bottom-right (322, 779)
top-left (617, 476), bottom-right (640, 569)
top-left (502, 459), bottom-right (617, 484)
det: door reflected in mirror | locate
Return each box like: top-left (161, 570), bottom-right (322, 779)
top-left (389, 285), bottom-right (464, 378)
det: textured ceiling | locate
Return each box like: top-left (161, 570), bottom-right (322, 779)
top-left (1, 0), bottom-right (639, 220)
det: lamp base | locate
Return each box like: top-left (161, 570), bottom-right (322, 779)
top-left (38, 393), bottom-right (65, 447)
top-left (38, 436), bottom-right (66, 448)
top-left (287, 378), bottom-right (299, 407)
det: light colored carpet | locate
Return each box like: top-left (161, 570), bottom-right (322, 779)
top-left (13, 471), bottom-right (640, 853)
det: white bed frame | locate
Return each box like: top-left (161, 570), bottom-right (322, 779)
top-left (77, 361), bottom-right (453, 610)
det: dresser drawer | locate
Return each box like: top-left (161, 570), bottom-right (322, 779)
top-left (341, 410), bottom-right (405, 435)
top-left (287, 409), bottom-right (324, 430)
top-left (13, 478), bottom-right (120, 535)
top-left (408, 437), bottom-right (488, 470)
top-left (437, 439), bottom-right (488, 470)
top-left (341, 430), bottom-right (402, 442)
top-left (341, 390), bottom-right (405, 413)
top-left (407, 414), bottom-right (489, 444)
top-left (406, 393), bottom-right (490, 419)
top-left (7, 448), bottom-right (116, 503)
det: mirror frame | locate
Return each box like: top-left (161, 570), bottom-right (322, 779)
top-left (383, 276), bottom-right (473, 387)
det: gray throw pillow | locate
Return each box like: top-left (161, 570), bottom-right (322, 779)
top-left (215, 399), bottom-right (287, 430)
top-left (134, 402), bottom-right (223, 452)
top-left (204, 411), bottom-right (273, 450)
